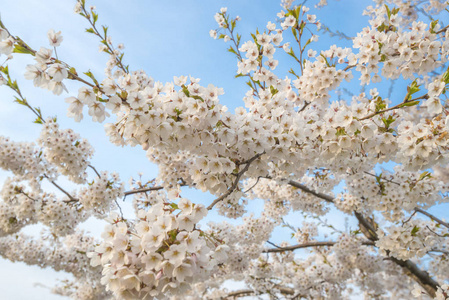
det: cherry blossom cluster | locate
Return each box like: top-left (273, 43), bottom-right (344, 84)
top-left (207, 213), bottom-right (275, 272)
top-left (23, 38), bottom-right (69, 96)
top-left (0, 136), bottom-right (49, 191)
top-left (0, 177), bottom-right (87, 236)
top-left (78, 171), bottom-right (123, 214)
top-left (1, 0), bottom-right (449, 298)
top-left (89, 199), bottom-right (229, 299)
top-left (341, 165), bottom-right (449, 221)
top-left (354, 5), bottom-right (449, 86)
top-left (0, 231), bottom-right (107, 300)
top-left (38, 118), bottom-right (94, 184)
top-left (294, 47), bottom-right (355, 104)
top-left (376, 220), bottom-right (448, 261)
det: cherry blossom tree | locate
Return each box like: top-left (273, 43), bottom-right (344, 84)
top-left (0, 0), bottom-right (449, 299)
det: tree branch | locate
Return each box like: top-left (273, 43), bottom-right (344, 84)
top-left (88, 164), bottom-right (101, 178)
top-left (123, 186), bottom-right (164, 197)
top-left (263, 240), bottom-right (375, 253)
top-left (220, 285), bottom-right (295, 299)
top-left (358, 94), bottom-right (428, 121)
top-left (272, 178), bottom-right (441, 297)
top-left (286, 179), bottom-right (334, 203)
top-left (207, 152), bottom-right (263, 210)
top-left (414, 207), bottom-right (449, 229)
top-left (44, 175), bottom-right (77, 202)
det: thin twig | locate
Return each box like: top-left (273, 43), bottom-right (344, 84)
top-left (243, 176), bottom-right (262, 193)
top-left (363, 171), bottom-right (401, 185)
top-left (264, 240), bottom-right (374, 253)
top-left (114, 198), bottom-right (124, 220)
top-left (285, 178), bottom-right (334, 203)
top-left (436, 24), bottom-right (449, 34)
top-left (207, 152), bottom-right (264, 210)
top-left (414, 207), bottom-right (449, 229)
top-left (268, 178), bottom-right (441, 296)
top-left (298, 101), bottom-right (310, 113)
top-left (88, 164), bottom-right (101, 178)
top-left (80, 5), bottom-right (128, 74)
top-left (402, 210), bottom-right (418, 226)
top-left (358, 94), bottom-right (429, 121)
top-left (44, 175), bottom-right (77, 202)
top-left (123, 186), bottom-right (164, 197)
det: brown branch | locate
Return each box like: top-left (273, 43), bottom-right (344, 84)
top-left (221, 289), bottom-right (254, 299)
top-left (414, 207), bottom-right (449, 229)
top-left (271, 178), bottom-right (441, 296)
top-left (243, 176), bottom-right (262, 193)
top-left (44, 175), bottom-right (77, 202)
top-left (88, 164), bottom-right (101, 178)
top-left (358, 94), bottom-right (429, 121)
top-left (389, 257), bottom-right (439, 298)
top-left (436, 24), bottom-right (449, 34)
top-left (354, 211), bottom-right (378, 241)
top-left (363, 171), bottom-right (400, 185)
top-left (123, 186), bottom-right (164, 197)
top-left (207, 152), bottom-right (264, 210)
top-left (264, 240), bottom-right (374, 253)
top-left (12, 33), bottom-right (110, 96)
top-left (285, 179), bottom-right (334, 203)
top-left (220, 286), bottom-right (295, 299)
top-left (80, 5), bottom-right (128, 74)
top-left (18, 191), bottom-right (39, 202)
top-left (402, 210), bottom-right (418, 225)
top-left (298, 101), bottom-right (310, 113)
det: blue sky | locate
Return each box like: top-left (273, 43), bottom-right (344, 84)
top-left (0, 0), bottom-right (378, 298)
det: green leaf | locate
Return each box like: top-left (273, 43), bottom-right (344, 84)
top-left (69, 67), bottom-right (77, 75)
top-left (375, 173), bottom-right (383, 184)
top-left (385, 5), bottom-right (391, 19)
top-left (33, 117), bottom-right (43, 124)
top-left (381, 115), bottom-right (396, 129)
top-left (191, 95), bottom-right (204, 102)
top-left (411, 225), bottom-right (420, 236)
top-left (85, 28), bottom-right (95, 34)
top-left (399, 100), bottom-right (420, 107)
top-left (250, 33), bottom-right (257, 43)
top-left (13, 44), bottom-right (34, 55)
top-left (83, 70), bottom-right (99, 86)
top-left (294, 6), bottom-right (301, 19)
top-left (336, 127), bottom-right (347, 136)
top-left (92, 12), bottom-right (99, 25)
top-left (0, 65), bottom-right (9, 75)
top-left (409, 80), bottom-right (420, 94)
top-left (430, 20), bottom-right (439, 33)
top-left (13, 96), bottom-right (26, 106)
top-left (443, 67), bottom-right (449, 84)
top-left (418, 171), bottom-right (431, 181)
top-left (182, 86), bottom-right (190, 97)
top-left (228, 46), bottom-right (237, 55)
top-left (288, 68), bottom-right (299, 78)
